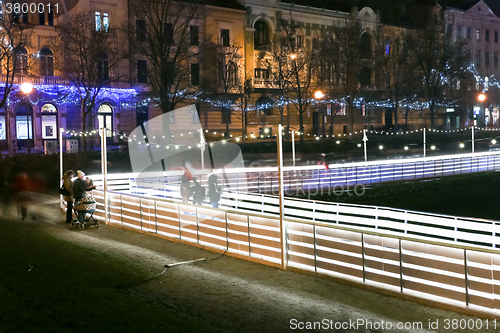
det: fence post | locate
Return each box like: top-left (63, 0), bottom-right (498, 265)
top-left (361, 233), bottom-right (366, 282)
top-left (225, 211), bottom-right (229, 251)
top-left (464, 249), bottom-right (469, 306)
top-left (178, 204), bottom-right (182, 239)
top-left (155, 200), bottom-right (158, 234)
top-left (454, 217), bottom-right (458, 242)
top-left (494, 222), bottom-right (497, 248)
top-left (313, 225), bottom-right (317, 272)
top-left (336, 203), bottom-right (339, 224)
top-left (404, 211), bottom-right (408, 234)
top-left (399, 239), bottom-right (404, 293)
top-left (247, 215), bottom-right (251, 256)
top-left (196, 206), bottom-right (200, 244)
top-left (312, 201), bottom-right (316, 222)
top-left (375, 207), bottom-right (379, 229)
top-left (262, 194), bottom-right (265, 213)
top-left (139, 198), bottom-right (143, 230)
top-left (120, 194), bottom-right (123, 225)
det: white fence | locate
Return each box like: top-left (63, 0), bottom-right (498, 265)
top-left (90, 189), bottom-right (500, 316)
top-left (88, 173), bottom-right (500, 250)
top-left (90, 151), bottom-right (500, 196)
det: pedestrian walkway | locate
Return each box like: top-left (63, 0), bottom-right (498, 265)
top-left (10, 211), bottom-right (496, 333)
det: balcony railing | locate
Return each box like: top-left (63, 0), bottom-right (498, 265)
top-left (0, 75), bottom-right (69, 86)
top-left (253, 78), bottom-right (277, 88)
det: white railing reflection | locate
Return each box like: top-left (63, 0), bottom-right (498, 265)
top-left (89, 151), bottom-right (500, 196)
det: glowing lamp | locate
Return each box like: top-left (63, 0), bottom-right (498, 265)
top-left (314, 90), bottom-right (324, 99)
top-left (20, 82), bottom-right (33, 94)
top-left (478, 94), bottom-right (486, 102)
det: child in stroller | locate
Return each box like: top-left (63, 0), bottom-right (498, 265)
top-left (72, 171), bottom-right (98, 230)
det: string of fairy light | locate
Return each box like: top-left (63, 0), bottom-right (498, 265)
top-left (61, 124), bottom-right (500, 153)
top-left (4, 61), bottom-right (499, 114)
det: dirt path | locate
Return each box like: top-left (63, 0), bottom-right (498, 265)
top-left (29, 211), bottom-right (498, 333)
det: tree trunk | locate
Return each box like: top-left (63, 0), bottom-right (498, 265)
top-left (299, 111), bottom-right (304, 144)
top-left (348, 96), bottom-right (354, 139)
top-left (6, 107), bottom-right (12, 154)
top-left (429, 100), bottom-right (436, 129)
top-left (81, 102), bottom-right (87, 151)
top-left (394, 98), bottom-right (399, 130)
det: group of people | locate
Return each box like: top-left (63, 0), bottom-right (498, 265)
top-left (180, 170), bottom-right (222, 208)
top-left (61, 170), bottom-right (96, 224)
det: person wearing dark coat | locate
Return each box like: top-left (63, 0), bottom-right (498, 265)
top-left (62, 170), bottom-right (75, 223)
top-left (207, 174), bottom-right (222, 208)
top-left (191, 179), bottom-right (205, 205)
top-left (73, 170), bottom-right (88, 201)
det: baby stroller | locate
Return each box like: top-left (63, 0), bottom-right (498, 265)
top-left (72, 196), bottom-right (99, 230)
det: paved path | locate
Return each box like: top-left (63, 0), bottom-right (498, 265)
top-left (6, 205), bottom-right (494, 333)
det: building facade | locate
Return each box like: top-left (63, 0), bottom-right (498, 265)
top-left (1, 0), bottom-right (499, 154)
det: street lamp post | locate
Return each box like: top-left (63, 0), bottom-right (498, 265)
top-left (314, 90), bottom-right (324, 139)
top-left (478, 93), bottom-right (486, 129)
top-left (20, 82), bottom-right (33, 153)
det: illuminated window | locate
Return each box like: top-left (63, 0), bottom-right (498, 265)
top-left (95, 12), bottom-right (101, 31)
top-left (97, 104), bottom-right (112, 137)
top-left (103, 12), bottom-right (109, 32)
top-left (15, 104), bottom-right (33, 140)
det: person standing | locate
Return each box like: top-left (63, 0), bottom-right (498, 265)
top-left (207, 174), bottom-right (222, 208)
top-left (62, 170), bottom-right (75, 223)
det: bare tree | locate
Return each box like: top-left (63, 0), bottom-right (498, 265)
top-left (129, 0), bottom-right (206, 115)
top-left (258, 28), bottom-right (294, 127)
top-left (0, 14), bottom-right (34, 153)
top-left (278, 18), bottom-right (320, 143)
top-left (201, 39), bottom-right (244, 138)
top-left (374, 25), bottom-right (417, 130)
top-left (56, 11), bottom-right (126, 150)
top-left (322, 17), bottom-right (364, 138)
top-left (409, 9), bottom-right (469, 129)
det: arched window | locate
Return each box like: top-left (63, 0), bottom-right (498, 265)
top-left (15, 47), bottom-right (28, 74)
top-left (228, 62), bottom-right (237, 86)
top-left (98, 52), bottom-right (109, 80)
top-left (97, 104), bottom-right (113, 138)
top-left (360, 33), bottom-right (372, 59)
top-left (296, 30), bottom-right (304, 49)
top-left (39, 48), bottom-right (54, 76)
top-left (254, 20), bottom-right (269, 49)
top-left (41, 103), bottom-right (57, 139)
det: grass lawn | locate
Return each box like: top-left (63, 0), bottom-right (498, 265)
top-left (0, 219), bottom-right (220, 333)
top-left (308, 171), bottom-right (500, 221)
